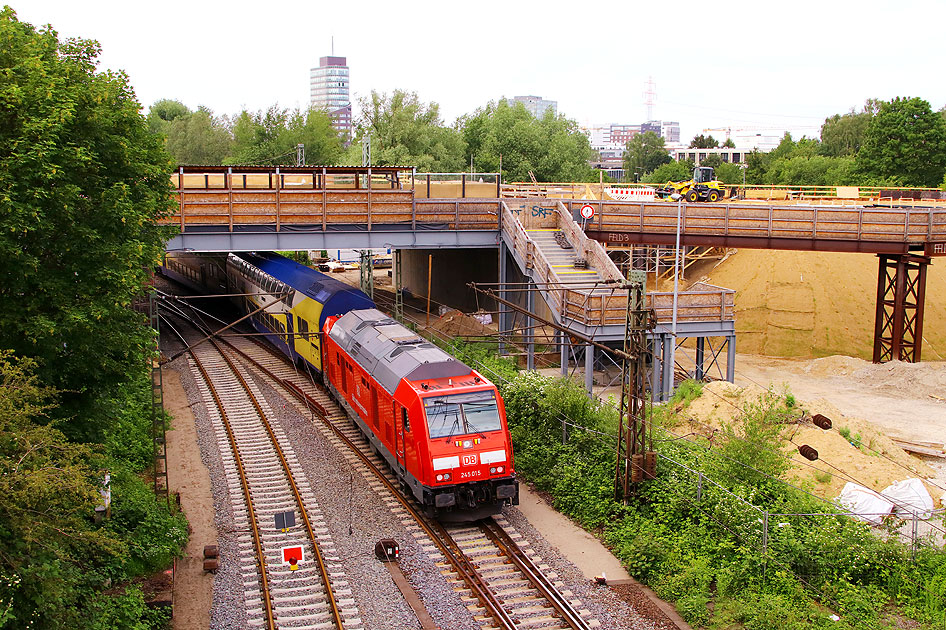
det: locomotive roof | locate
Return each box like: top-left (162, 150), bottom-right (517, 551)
top-left (329, 309), bottom-right (472, 394)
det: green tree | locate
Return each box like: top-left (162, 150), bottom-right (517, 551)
top-left (689, 134), bottom-right (719, 148)
top-left (226, 105), bottom-right (344, 166)
top-left (285, 108), bottom-right (344, 165)
top-left (721, 138), bottom-right (736, 148)
top-left (0, 8), bottom-right (174, 438)
top-left (0, 351), bottom-right (118, 627)
top-left (700, 154), bottom-right (723, 168)
top-left (354, 90), bottom-right (465, 172)
top-left (819, 107), bottom-right (871, 157)
top-left (459, 100), bottom-right (595, 181)
top-left (623, 131), bottom-right (671, 176)
top-left (145, 98), bottom-right (190, 136)
top-left (165, 106), bottom-right (231, 164)
top-left (714, 162), bottom-right (745, 185)
top-left (857, 96), bottom-right (946, 186)
top-left (641, 160), bottom-right (693, 184)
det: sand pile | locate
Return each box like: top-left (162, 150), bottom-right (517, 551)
top-left (674, 380), bottom-right (942, 504)
top-left (697, 249), bottom-right (946, 360)
top-left (428, 309), bottom-right (494, 338)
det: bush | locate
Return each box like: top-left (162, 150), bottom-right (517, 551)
top-left (497, 365), bottom-right (945, 629)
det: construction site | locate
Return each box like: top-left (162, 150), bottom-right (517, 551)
top-left (166, 164), bottom-right (946, 526)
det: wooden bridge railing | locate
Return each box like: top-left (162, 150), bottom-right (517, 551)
top-left (163, 186), bottom-right (502, 232)
top-left (563, 200), bottom-right (946, 247)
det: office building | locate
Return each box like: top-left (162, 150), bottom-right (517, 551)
top-left (507, 95), bottom-right (558, 118)
top-left (310, 56), bottom-right (352, 139)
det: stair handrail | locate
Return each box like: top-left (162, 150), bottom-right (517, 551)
top-left (500, 202), bottom-right (566, 316)
top-left (553, 201), bottom-right (623, 282)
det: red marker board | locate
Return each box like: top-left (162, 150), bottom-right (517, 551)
top-left (282, 546), bottom-right (305, 565)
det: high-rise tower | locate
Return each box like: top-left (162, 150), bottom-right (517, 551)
top-left (310, 55), bottom-right (351, 139)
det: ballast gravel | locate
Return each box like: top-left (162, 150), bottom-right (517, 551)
top-left (167, 326), bottom-right (662, 630)
top-left (167, 355), bottom-right (249, 630)
top-left (499, 505), bottom-right (661, 630)
top-left (252, 376), bottom-right (478, 630)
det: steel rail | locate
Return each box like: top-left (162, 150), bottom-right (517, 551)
top-left (188, 348), bottom-right (277, 630)
top-left (479, 518), bottom-right (593, 630)
top-left (211, 339), bottom-right (346, 629)
top-left (168, 307), bottom-right (345, 630)
top-left (224, 337), bottom-right (521, 630)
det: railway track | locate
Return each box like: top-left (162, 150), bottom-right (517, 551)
top-left (166, 313), bottom-right (361, 630)
top-left (221, 334), bottom-right (600, 630)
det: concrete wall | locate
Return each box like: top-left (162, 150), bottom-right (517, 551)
top-left (400, 248), bottom-right (498, 313)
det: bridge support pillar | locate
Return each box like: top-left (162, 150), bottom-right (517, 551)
top-left (662, 333), bottom-right (675, 401)
top-left (695, 337), bottom-right (705, 381)
top-left (559, 330), bottom-right (568, 376)
top-left (584, 344), bottom-right (594, 393)
top-left (873, 254), bottom-right (930, 363)
top-left (498, 242), bottom-right (512, 356)
top-left (650, 336), bottom-right (662, 401)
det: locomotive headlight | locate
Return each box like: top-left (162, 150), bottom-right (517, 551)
top-left (497, 466), bottom-right (504, 473)
top-left (443, 473), bottom-right (451, 481)
top-left (436, 474), bottom-right (443, 482)
top-left (489, 467), bottom-right (496, 474)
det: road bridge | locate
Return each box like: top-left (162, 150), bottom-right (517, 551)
top-left (162, 166), bottom-right (945, 393)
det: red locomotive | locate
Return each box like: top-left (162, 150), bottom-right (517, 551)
top-left (322, 308), bottom-right (519, 520)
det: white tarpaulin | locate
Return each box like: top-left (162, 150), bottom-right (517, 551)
top-left (837, 482), bottom-right (894, 524)
top-left (881, 478), bottom-right (934, 520)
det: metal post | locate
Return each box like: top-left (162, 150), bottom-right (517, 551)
top-left (426, 253), bottom-right (432, 327)
top-left (912, 512), bottom-right (919, 559)
top-left (394, 249), bottom-right (403, 322)
top-left (696, 472), bottom-right (703, 502)
top-left (526, 284), bottom-right (535, 371)
top-left (359, 250), bottom-right (374, 301)
top-left (669, 194), bottom-right (682, 400)
top-left (498, 243), bottom-right (510, 356)
top-left (726, 334), bottom-right (736, 383)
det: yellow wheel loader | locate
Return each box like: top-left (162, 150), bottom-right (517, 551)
top-left (656, 166), bottom-right (726, 202)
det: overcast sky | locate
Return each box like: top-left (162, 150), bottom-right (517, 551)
top-left (16, 0), bottom-right (946, 142)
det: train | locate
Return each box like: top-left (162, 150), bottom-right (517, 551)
top-left (161, 252), bottom-right (519, 520)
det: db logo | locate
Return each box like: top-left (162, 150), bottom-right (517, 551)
top-left (461, 454), bottom-right (478, 466)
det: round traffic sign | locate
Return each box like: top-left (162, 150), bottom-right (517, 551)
top-left (579, 204), bottom-right (595, 219)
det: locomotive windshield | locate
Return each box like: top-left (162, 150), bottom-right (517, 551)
top-left (424, 390), bottom-right (502, 439)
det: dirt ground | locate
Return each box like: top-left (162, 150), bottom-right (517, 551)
top-left (164, 367), bottom-right (216, 630)
top-left (680, 354), bottom-right (946, 506)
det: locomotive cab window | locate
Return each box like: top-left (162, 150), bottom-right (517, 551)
top-left (423, 391), bottom-right (501, 439)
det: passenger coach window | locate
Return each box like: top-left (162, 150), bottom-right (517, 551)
top-left (424, 391), bottom-right (501, 439)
